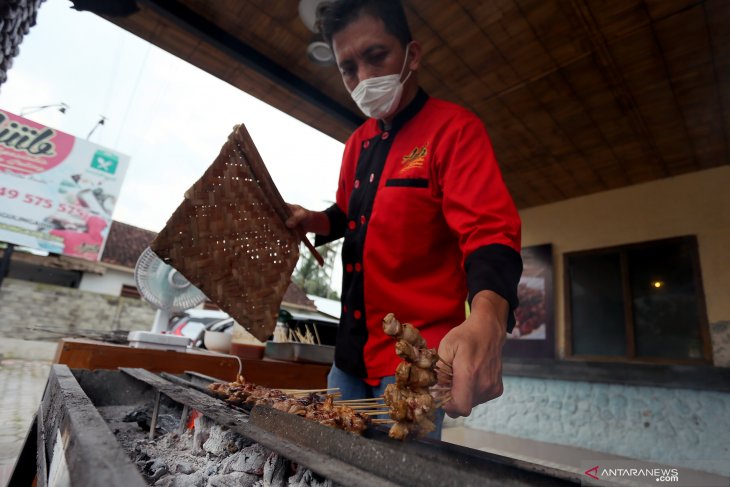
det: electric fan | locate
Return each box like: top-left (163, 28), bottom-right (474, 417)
top-left (132, 246), bottom-right (207, 350)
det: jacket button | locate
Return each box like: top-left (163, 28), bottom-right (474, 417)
top-left (355, 263), bottom-right (362, 272)
top-left (360, 215), bottom-right (366, 224)
top-left (369, 173), bottom-right (375, 183)
top-left (345, 264), bottom-right (353, 272)
top-left (363, 140), bottom-right (370, 149)
top-left (381, 132), bottom-right (389, 140)
top-left (354, 310), bottom-right (362, 319)
top-left (348, 220), bottom-right (356, 230)
top-left (354, 179), bottom-right (360, 189)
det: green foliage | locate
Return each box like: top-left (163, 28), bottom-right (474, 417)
top-left (292, 238), bottom-right (340, 300)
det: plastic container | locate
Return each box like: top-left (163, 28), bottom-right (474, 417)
top-left (203, 330), bottom-right (232, 353)
top-left (264, 342), bottom-right (334, 364)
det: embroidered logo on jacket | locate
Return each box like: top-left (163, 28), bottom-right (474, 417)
top-left (400, 144), bottom-right (428, 174)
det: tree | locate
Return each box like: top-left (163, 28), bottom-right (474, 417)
top-left (292, 238), bottom-right (340, 299)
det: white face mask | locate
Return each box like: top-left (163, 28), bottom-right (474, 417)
top-left (350, 43), bottom-right (413, 120)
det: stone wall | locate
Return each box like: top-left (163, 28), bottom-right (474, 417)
top-left (0, 278), bottom-right (155, 339)
top-left (710, 321), bottom-right (730, 367)
top-left (464, 376), bottom-right (730, 476)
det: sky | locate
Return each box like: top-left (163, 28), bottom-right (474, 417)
top-left (0, 0), bottom-right (345, 234)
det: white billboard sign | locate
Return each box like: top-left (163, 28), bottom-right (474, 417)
top-left (0, 108), bottom-right (129, 261)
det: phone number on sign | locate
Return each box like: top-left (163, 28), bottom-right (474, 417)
top-left (0, 187), bottom-right (90, 218)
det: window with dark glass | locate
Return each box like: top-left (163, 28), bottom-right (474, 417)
top-left (121, 284), bottom-right (142, 299)
top-left (9, 260), bottom-right (81, 288)
top-left (566, 236), bottom-right (709, 363)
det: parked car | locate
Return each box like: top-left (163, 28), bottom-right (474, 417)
top-left (169, 309), bottom-right (233, 349)
top-left (169, 307), bottom-right (339, 349)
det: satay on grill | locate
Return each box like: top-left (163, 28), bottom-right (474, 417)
top-left (395, 340), bottom-right (439, 369)
top-left (208, 377), bottom-right (369, 434)
top-left (383, 314), bottom-right (426, 348)
top-left (382, 313), bottom-right (448, 440)
top-left (395, 362), bottom-right (437, 388)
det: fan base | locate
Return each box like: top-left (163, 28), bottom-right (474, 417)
top-left (127, 331), bottom-right (191, 352)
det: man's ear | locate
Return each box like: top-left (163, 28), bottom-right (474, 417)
top-left (408, 41), bottom-right (423, 72)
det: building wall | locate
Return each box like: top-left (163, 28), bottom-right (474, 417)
top-left (519, 165), bottom-right (730, 365)
top-left (0, 278), bottom-right (155, 340)
top-left (79, 267), bottom-right (136, 296)
top-left (468, 166), bottom-right (730, 476)
top-left (464, 376), bottom-right (729, 476)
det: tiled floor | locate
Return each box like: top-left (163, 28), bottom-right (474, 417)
top-left (442, 426), bottom-right (730, 486)
top-left (0, 359), bottom-right (50, 487)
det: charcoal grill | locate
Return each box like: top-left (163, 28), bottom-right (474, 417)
top-left (10, 365), bottom-right (581, 486)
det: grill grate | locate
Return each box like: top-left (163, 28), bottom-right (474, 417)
top-left (13, 365), bottom-right (581, 486)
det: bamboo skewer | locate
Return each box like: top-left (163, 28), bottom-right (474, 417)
top-left (335, 397), bottom-right (384, 403)
top-left (346, 404), bottom-right (390, 410)
top-left (286, 387), bottom-right (341, 394)
top-left (281, 387), bottom-right (340, 394)
top-left (435, 367), bottom-right (453, 377)
top-left (305, 324), bottom-right (318, 345)
top-left (435, 394), bottom-right (452, 408)
top-left (335, 403), bottom-right (385, 408)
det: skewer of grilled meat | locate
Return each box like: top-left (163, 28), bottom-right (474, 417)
top-left (383, 313), bottom-right (426, 348)
top-left (382, 313), bottom-right (448, 439)
top-left (395, 362), bottom-right (437, 389)
top-left (395, 340), bottom-right (439, 369)
top-left (383, 384), bottom-right (437, 438)
top-left (209, 377), bottom-right (369, 434)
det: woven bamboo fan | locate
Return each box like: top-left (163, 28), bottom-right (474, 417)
top-left (151, 123), bottom-right (322, 341)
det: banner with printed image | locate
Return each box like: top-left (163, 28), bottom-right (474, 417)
top-left (504, 244), bottom-right (555, 358)
top-left (0, 108), bottom-right (129, 261)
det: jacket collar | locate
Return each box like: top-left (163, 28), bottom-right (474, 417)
top-left (378, 88), bottom-right (428, 133)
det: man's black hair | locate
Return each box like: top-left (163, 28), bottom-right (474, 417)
top-left (319, 0), bottom-right (413, 47)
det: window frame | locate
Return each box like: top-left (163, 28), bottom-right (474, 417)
top-left (564, 235), bottom-right (712, 365)
top-left (120, 284), bottom-right (142, 299)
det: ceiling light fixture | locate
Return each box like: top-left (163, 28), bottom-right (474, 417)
top-left (299, 0), bottom-right (335, 65)
top-left (299, 0), bottom-right (331, 33)
top-left (307, 38), bottom-right (334, 65)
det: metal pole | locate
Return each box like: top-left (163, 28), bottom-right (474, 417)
top-left (149, 391), bottom-right (161, 440)
top-left (86, 116), bottom-right (107, 140)
top-left (0, 242), bottom-right (14, 288)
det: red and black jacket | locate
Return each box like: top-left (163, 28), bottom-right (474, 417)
top-left (316, 90), bottom-right (522, 384)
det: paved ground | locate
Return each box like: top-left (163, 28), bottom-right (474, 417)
top-left (0, 358), bottom-right (51, 487)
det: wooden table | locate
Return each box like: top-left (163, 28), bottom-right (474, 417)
top-left (54, 338), bottom-right (240, 380)
top-left (53, 338), bottom-right (330, 388)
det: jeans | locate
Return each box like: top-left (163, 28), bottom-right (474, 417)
top-left (327, 363), bottom-right (444, 440)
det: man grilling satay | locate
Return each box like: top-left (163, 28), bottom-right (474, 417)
top-left (286, 0), bottom-right (522, 438)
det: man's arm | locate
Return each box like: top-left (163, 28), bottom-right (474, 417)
top-left (435, 111), bottom-right (523, 417)
top-left (437, 290), bottom-right (508, 417)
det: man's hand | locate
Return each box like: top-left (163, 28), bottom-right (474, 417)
top-left (285, 204), bottom-right (330, 235)
top-left (437, 290), bottom-right (509, 417)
